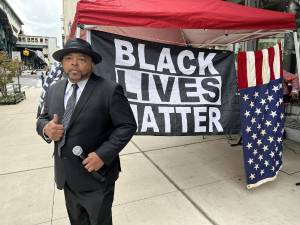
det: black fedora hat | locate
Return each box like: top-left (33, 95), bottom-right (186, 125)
top-left (53, 38), bottom-right (102, 64)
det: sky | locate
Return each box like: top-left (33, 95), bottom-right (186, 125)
top-left (8, 0), bottom-right (63, 47)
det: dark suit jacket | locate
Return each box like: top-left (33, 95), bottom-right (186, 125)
top-left (36, 73), bottom-right (137, 191)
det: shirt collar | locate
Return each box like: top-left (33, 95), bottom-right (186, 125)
top-left (66, 78), bottom-right (89, 92)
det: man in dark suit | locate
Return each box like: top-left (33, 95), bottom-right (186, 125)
top-left (36, 38), bottom-right (137, 225)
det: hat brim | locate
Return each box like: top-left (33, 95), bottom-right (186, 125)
top-left (52, 48), bottom-right (102, 64)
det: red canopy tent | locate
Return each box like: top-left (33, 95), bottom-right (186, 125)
top-left (66, 0), bottom-right (298, 189)
top-left (71, 0), bottom-right (296, 47)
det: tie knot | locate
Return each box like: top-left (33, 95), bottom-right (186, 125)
top-left (72, 83), bottom-right (78, 90)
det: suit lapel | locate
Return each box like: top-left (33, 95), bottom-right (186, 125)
top-left (55, 79), bottom-right (68, 123)
top-left (66, 75), bottom-right (97, 131)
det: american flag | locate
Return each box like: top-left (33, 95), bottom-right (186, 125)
top-left (37, 62), bottom-right (64, 118)
top-left (237, 44), bottom-right (284, 189)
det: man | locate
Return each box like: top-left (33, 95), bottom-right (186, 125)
top-left (283, 69), bottom-right (299, 103)
top-left (36, 38), bottom-right (137, 225)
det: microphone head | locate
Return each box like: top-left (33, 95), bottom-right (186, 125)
top-left (72, 146), bottom-right (83, 156)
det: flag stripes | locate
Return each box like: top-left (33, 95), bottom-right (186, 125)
top-left (238, 44), bottom-right (282, 89)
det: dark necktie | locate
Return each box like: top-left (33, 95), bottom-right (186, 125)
top-left (62, 83), bottom-right (78, 129)
top-left (58, 83), bottom-right (78, 157)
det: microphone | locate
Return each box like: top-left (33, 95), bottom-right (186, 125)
top-left (72, 146), bottom-right (106, 182)
top-left (72, 145), bottom-right (86, 160)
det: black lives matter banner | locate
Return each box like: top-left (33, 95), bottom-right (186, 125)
top-left (92, 31), bottom-right (240, 135)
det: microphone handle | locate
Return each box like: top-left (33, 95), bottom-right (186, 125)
top-left (92, 171), bottom-right (106, 182)
top-left (79, 154), bottom-right (86, 160)
top-left (79, 154), bottom-right (106, 182)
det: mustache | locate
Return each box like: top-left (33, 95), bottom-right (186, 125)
top-left (67, 69), bottom-right (82, 73)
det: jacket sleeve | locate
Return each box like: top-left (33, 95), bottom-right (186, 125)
top-left (36, 90), bottom-right (52, 143)
top-left (95, 85), bottom-right (137, 165)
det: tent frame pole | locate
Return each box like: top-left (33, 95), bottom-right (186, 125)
top-left (293, 32), bottom-right (300, 85)
top-left (76, 26), bottom-right (81, 38)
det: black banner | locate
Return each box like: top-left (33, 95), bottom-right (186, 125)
top-left (92, 31), bottom-right (240, 135)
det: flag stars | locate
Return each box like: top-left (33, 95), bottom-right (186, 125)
top-left (264, 160), bottom-right (270, 167)
top-left (267, 136), bottom-right (274, 143)
top-left (260, 129), bottom-right (266, 136)
top-left (255, 108), bottom-right (262, 115)
top-left (257, 139), bottom-right (262, 146)
top-left (267, 95), bottom-right (274, 102)
top-left (265, 105), bottom-right (269, 111)
top-left (249, 174), bottom-right (256, 180)
top-left (277, 137), bottom-right (282, 143)
top-left (262, 145), bottom-right (269, 151)
top-left (246, 126), bottom-right (252, 133)
top-left (270, 111), bottom-right (277, 118)
top-left (272, 85), bottom-right (279, 92)
top-left (265, 120), bottom-right (272, 127)
top-left (253, 149), bottom-right (258, 155)
top-left (248, 158), bottom-right (254, 165)
top-left (242, 94), bottom-right (249, 101)
top-left (241, 79), bottom-right (283, 184)
top-left (260, 99), bottom-right (267, 105)
top-left (244, 110), bottom-right (250, 118)
top-left (246, 142), bottom-right (253, 149)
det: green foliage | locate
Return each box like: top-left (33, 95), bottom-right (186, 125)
top-left (0, 92), bottom-right (26, 105)
top-left (0, 51), bottom-right (22, 97)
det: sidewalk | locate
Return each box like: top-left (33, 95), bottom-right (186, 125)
top-left (0, 87), bottom-right (300, 225)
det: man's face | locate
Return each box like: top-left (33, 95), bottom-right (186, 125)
top-left (62, 53), bottom-right (93, 83)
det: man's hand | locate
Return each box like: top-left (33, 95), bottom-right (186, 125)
top-left (82, 152), bottom-right (104, 172)
top-left (44, 114), bottom-right (64, 141)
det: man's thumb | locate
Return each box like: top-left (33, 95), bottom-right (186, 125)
top-left (52, 114), bottom-right (59, 124)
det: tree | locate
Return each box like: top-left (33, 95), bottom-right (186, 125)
top-left (0, 51), bottom-right (22, 97)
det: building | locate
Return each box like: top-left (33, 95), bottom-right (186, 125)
top-left (0, 0), bottom-right (23, 55)
top-left (15, 34), bottom-right (59, 69)
top-left (62, 0), bottom-right (79, 43)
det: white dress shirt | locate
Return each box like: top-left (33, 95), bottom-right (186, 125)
top-left (64, 78), bottom-right (89, 109)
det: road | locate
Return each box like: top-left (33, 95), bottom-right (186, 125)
top-left (6, 74), bottom-right (42, 93)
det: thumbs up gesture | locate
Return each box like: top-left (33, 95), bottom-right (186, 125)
top-left (44, 114), bottom-right (64, 141)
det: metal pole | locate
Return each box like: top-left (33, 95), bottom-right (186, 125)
top-left (17, 68), bottom-right (20, 92)
top-left (293, 31), bottom-right (300, 86)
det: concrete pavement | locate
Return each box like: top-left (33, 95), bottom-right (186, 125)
top-left (0, 87), bottom-right (300, 225)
